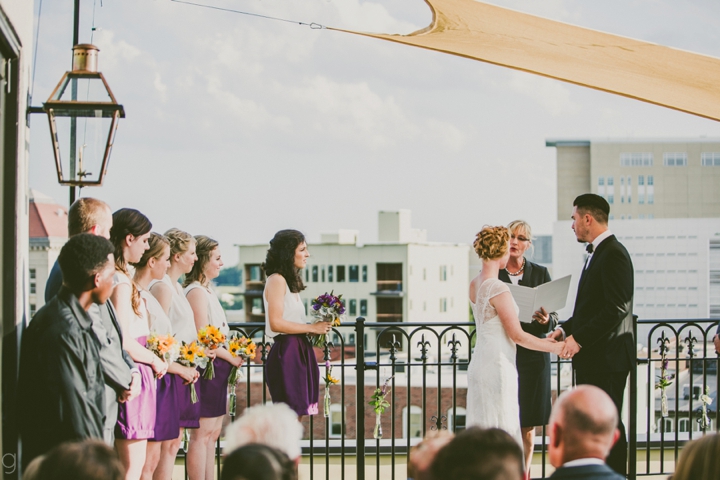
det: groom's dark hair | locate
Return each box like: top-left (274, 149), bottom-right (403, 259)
top-left (574, 193), bottom-right (610, 225)
top-left (429, 427), bottom-right (523, 480)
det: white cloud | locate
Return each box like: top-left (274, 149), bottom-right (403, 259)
top-left (508, 71), bottom-right (581, 117)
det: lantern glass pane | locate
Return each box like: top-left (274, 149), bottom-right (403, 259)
top-left (52, 114), bottom-right (115, 184)
top-left (52, 75), bottom-right (113, 103)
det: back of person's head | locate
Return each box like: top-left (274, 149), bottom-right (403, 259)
top-left (58, 233), bottom-right (114, 291)
top-left (164, 228), bottom-right (195, 258)
top-left (672, 433), bottom-right (720, 480)
top-left (408, 430), bottom-right (454, 480)
top-left (35, 439), bottom-right (124, 480)
top-left (430, 427), bottom-right (523, 480)
top-left (221, 444), bottom-right (297, 480)
top-left (68, 197), bottom-right (111, 237)
top-left (549, 385), bottom-right (619, 466)
top-left (473, 226), bottom-right (510, 260)
top-left (224, 403), bottom-right (303, 461)
top-left (109, 208), bottom-right (152, 270)
top-left (573, 193), bottom-right (610, 225)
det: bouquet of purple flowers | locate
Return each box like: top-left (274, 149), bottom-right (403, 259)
top-left (309, 291), bottom-right (346, 347)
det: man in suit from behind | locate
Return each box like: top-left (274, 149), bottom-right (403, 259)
top-left (45, 197), bottom-right (140, 445)
top-left (548, 386), bottom-right (624, 480)
top-left (550, 193), bottom-right (634, 475)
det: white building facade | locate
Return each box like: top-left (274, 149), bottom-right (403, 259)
top-left (237, 210), bottom-right (469, 353)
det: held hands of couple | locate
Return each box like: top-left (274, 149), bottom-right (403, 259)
top-left (118, 372), bottom-right (142, 403)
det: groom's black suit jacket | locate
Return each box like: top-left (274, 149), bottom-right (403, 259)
top-left (563, 234), bottom-right (634, 373)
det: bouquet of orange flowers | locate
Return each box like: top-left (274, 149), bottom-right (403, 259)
top-left (146, 333), bottom-right (179, 376)
top-left (226, 332), bottom-right (257, 416)
top-left (197, 325), bottom-right (226, 380)
top-left (177, 341), bottom-right (208, 403)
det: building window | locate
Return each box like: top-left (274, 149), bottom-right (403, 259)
top-left (598, 176), bottom-right (605, 197)
top-left (30, 283), bottom-right (36, 294)
top-left (362, 265), bottom-right (367, 282)
top-left (627, 176), bottom-right (632, 203)
top-left (349, 299), bottom-right (357, 316)
top-left (321, 266), bottom-right (326, 283)
top-left (349, 265), bottom-right (359, 282)
top-left (403, 406), bottom-right (423, 439)
top-left (439, 298), bottom-right (448, 312)
top-left (607, 176), bottom-right (614, 186)
top-left (305, 268), bottom-right (309, 282)
top-left (702, 152), bottom-right (720, 166)
top-left (312, 266), bottom-right (318, 283)
top-left (664, 152), bottom-right (687, 166)
top-left (30, 268), bottom-right (36, 279)
top-left (30, 303), bottom-right (36, 317)
top-left (330, 404), bottom-right (345, 437)
top-left (647, 175), bottom-right (654, 204)
top-left (439, 266), bottom-right (447, 282)
top-left (448, 407), bottom-right (466, 433)
top-left (337, 266), bottom-right (346, 282)
top-left (328, 265), bottom-right (333, 282)
top-left (359, 299), bottom-right (367, 316)
top-left (608, 194), bottom-right (614, 204)
top-left (620, 152), bottom-right (653, 166)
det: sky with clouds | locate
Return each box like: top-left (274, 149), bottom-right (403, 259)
top-left (29, 0), bottom-right (720, 264)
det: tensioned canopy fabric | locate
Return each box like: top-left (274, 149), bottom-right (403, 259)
top-left (331, 0), bottom-right (720, 122)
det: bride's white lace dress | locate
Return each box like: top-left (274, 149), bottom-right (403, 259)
top-left (466, 278), bottom-right (523, 446)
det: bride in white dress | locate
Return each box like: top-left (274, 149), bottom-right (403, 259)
top-left (467, 226), bottom-right (565, 447)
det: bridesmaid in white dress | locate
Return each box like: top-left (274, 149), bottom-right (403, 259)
top-left (149, 228), bottom-right (201, 478)
top-left (109, 209), bottom-right (168, 480)
top-left (136, 233), bottom-right (199, 480)
top-left (467, 226), bottom-right (564, 451)
top-left (184, 236), bottom-right (243, 480)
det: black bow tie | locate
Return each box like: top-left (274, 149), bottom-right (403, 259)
top-left (586, 244), bottom-right (594, 254)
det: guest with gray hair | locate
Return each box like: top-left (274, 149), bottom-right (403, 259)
top-left (224, 403), bottom-right (304, 464)
top-left (548, 385), bottom-right (624, 480)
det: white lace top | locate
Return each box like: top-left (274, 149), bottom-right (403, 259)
top-left (113, 271), bottom-right (150, 339)
top-left (184, 281), bottom-right (229, 336)
top-left (149, 275), bottom-right (198, 344)
top-left (263, 274), bottom-right (306, 338)
top-left (471, 278), bottom-right (512, 324)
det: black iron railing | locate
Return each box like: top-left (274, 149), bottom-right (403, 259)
top-left (189, 317), bottom-right (719, 480)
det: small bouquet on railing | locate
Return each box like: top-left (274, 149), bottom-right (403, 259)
top-left (197, 325), bottom-right (227, 380)
top-left (227, 332), bottom-right (257, 416)
top-left (655, 357), bottom-right (675, 418)
top-left (322, 360), bottom-right (340, 418)
top-left (146, 332), bottom-right (179, 377)
top-left (368, 375), bottom-right (394, 439)
top-left (176, 341), bottom-right (208, 404)
top-left (309, 291), bottom-right (345, 347)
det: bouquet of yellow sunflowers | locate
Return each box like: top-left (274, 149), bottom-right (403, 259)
top-left (226, 332), bottom-right (257, 416)
top-left (197, 325), bottom-right (226, 380)
top-left (176, 341), bottom-right (208, 403)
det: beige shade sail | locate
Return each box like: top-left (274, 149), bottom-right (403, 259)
top-left (330, 0), bottom-right (720, 121)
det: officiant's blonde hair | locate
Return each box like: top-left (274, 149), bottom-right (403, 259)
top-left (474, 226), bottom-right (509, 260)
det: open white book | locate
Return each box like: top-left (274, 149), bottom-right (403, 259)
top-left (507, 275), bottom-right (572, 323)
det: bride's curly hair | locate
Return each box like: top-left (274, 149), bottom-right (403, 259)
top-left (473, 226), bottom-right (509, 260)
top-left (262, 230), bottom-right (306, 293)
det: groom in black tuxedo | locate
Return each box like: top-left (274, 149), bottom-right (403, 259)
top-left (550, 193), bottom-right (634, 476)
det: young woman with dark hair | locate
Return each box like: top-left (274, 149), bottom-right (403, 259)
top-left (109, 209), bottom-right (168, 480)
top-left (263, 230), bottom-right (331, 418)
top-left (184, 236), bottom-right (243, 480)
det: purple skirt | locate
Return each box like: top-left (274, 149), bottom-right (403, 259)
top-left (198, 357), bottom-right (232, 418)
top-left (116, 337), bottom-right (157, 440)
top-left (265, 334), bottom-right (319, 416)
top-left (176, 371), bottom-right (201, 428)
top-left (150, 374), bottom-right (180, 441)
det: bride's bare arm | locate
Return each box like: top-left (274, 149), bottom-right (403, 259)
top-left (266, 275), bottom-right (330, 336)
top-left (492, 292), bottom-right (564, 355)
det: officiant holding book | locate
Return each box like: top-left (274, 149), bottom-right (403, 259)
top-left (498, 219), bottom-right (558, 474)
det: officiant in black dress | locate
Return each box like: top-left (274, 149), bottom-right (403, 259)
top-left (498, 220), bottom-right (558, 473)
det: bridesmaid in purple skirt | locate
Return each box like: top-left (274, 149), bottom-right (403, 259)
top-left (136, 233), bottom-right (199, 480)
top-left (185, 236), bottom-right (243, 480)
top-left (109, 209), bottom-right (168, 480)
top-left (262, 230), bottom-right (331, 418)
